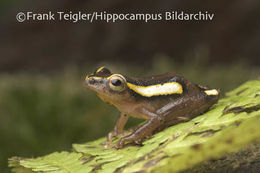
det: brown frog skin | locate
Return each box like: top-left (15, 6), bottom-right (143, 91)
top-left (85, 67), bottom-right (220, 149)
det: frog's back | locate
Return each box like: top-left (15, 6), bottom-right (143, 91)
top-left (125, 72), bottom-right (181, 86)
top-left (124, 72), bottom-right (218, 102)
top-left (125, 72), bottom-right (219, 126)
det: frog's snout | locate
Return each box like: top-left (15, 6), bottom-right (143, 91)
top-left (85, 76), bottom-right (96, 86)
top-left (85, 75), bottom-right (106, 88)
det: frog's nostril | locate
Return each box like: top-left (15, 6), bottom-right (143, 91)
top-left (88, 78), bottom-right (95, 85)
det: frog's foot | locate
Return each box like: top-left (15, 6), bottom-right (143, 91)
top-left (115, 117), bottom-right (163, 149)
top-left (102, 124), bottom-right (152, 149)
top-left (100, 130), bottom-right (117, 147)
top-left (108, 130), bottom-right (118, 141)
top-left (101, 129), bottom-right (123, 145)
top-left (100, 128), bottom-right (133, 149)
top-left (101, 141), bottom-right (118, 149)
top-left (107, 128), bottom-right (135, 142)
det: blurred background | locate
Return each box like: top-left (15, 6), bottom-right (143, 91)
top-left (0, 0), bottom-right (260, 172)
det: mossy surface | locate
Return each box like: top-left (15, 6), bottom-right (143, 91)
top-left (9, 80), bottom-right (260, 173)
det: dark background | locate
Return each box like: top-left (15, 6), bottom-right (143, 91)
top-left (0, 0), bottom-right (259, 172)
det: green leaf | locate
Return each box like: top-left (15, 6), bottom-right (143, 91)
top-left (9, 80), bottom-right (260, 173)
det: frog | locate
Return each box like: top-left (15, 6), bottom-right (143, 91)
top-left (85, 67), bottom-right (219, 149)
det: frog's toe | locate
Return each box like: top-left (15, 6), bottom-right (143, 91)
top-left (114, 139), bottom-right (126, 149)
top-left (134, 139), bottom-right (143, 145)
top-left (107, 131), bottom-right (118, 142)
top-left (100, 140), bottom-right (109, 146)
top-left (101, 141), bottom-right (117, 149)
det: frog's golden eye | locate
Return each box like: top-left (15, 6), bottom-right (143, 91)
top-left (109, 75), bottom-right (126, 92)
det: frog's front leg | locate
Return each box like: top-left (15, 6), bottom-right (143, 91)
top-left (107, 113), bottom-right (129, 143)
top-left (116, 109), bottom-right (163, 149)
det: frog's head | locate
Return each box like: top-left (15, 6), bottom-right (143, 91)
top-left (85, 67), bottom-right (134, 104)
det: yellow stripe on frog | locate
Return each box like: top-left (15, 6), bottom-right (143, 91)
top-left (126, 82), bottom-right (183, 97)
top-left (204, 89), bottom-right (219, 95)
top-left (96, 66), bottom-right (105, 73)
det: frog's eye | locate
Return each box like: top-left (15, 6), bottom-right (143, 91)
top-left (109, 75), bottom-right (126, 92)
